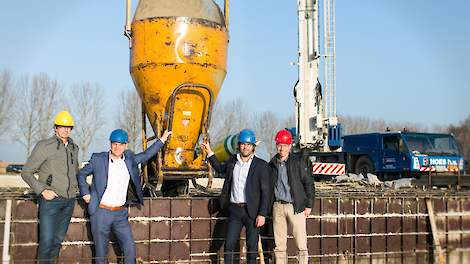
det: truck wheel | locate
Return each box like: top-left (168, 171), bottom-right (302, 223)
top-left (355, 156), bottom-right (374, 176)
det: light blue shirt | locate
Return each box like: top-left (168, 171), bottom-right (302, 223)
top-left (230, 153), bottom-right (253, 203)
top-left (274, 159), bottom-right (293, 203)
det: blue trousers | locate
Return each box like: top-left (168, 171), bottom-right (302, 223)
top-left (224, 204), bottom-right (260, 264)
top-left (37, 197), bottom-right (75, 264)
top-left (90, 207), bottom-right (136, 264)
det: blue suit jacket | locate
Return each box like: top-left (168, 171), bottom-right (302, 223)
top-left (76, 140), bottom-right (164, 215)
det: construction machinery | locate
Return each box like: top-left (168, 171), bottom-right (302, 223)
top-left (290, 0), bottom-right (348, 177)
top-left (122, 0), bottom-right (466, 195)
top-left (294, 0), bottom-right (340, 153)
top-left (124, 0), bottom-right (229, 195)
top-left (343, 131), bottom-right (466, 178)
top-left (292, 0), bottom-right (467, 183)
top-left (122, 0), bottom-right (345, 193)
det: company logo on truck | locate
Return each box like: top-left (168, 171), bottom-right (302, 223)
top-left (413, 156), bottom-right (464, 172)
top-left (429, 158), bottom-right (458, 167)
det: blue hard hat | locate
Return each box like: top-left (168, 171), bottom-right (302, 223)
top-left (109, 129), bottom-right (129, 143)
top-left (238, 129), bottom-right (256, 145)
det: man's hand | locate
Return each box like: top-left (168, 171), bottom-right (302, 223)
top-left (304, 207), bottom-right (312, 217)
top-left (41, 189), bottom-right (58, 200)
top-left (255, 215), bottom-right (266, 228)
top-left (201, 141), bottom-right (213, 154)
top-left (160, 130), bottom-right (172, 143)
top-left (82, 194), bottom-right (91, 203)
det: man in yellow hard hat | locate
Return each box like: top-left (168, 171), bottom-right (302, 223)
top-left (22, 111), bottom-right (80, 264)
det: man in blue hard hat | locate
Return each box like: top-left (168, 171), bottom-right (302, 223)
top-left (76, 129), bottom-right (171, 264)
top-left (202, 129), bottom-right (272, 264)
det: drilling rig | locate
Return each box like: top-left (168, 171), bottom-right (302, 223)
top-left (295, 0), bottom-right (341, 153)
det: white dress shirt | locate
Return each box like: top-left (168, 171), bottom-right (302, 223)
top-left (100, 155), bottom-right (130, 207)
top-left (230, 153), bottom-right (253, 203)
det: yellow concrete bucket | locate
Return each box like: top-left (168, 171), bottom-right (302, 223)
top-left (130, 0), bottom-right (228, 175)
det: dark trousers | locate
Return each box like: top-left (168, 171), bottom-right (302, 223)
top-left (224, 204), bottom-right (260, 264)
top-left (90, 207), bottom-right (136, 264)
top-left (37, 197), bottom-right (75, 264)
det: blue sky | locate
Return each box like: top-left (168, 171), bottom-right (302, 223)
top-left (1, 0), bottom-right (469, 162)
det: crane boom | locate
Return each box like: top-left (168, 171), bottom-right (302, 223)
top-left (295, 0), bottom-right (340, 152)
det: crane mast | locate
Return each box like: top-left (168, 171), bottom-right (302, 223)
top-left (295, 0), bottom-right (340, 153)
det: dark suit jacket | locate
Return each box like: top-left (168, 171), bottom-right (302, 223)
top-left (208, 154), bottom-right (272, 219)
top-left (76, 140), bottom-right (164, 215)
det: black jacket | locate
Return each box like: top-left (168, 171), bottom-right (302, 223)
top-left (208, 154), bottom-right (271, 219)
top-left (269, 153), bottom-right (314, 214)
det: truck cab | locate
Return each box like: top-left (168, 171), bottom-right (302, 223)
top-left (343, 132), bottom-right (465, 178)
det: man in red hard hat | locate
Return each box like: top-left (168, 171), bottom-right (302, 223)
top-left (269, 129), bottom-right (314, 264)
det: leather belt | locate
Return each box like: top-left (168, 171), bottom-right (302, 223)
top-left (231, 203), bottom-right (247, 208)
top-left (275, 200), bottom-right (292, 204)
top-left (99, 203), bottom-right (125, 211)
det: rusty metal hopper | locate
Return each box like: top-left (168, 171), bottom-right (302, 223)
top-left (129, 0), bottom-right (228, 179)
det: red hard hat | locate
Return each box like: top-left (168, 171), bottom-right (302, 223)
top-left (275, 129), bottom-right (293, 144)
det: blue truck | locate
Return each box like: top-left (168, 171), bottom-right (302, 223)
top-left (342, 131), bottom-right (466, 178)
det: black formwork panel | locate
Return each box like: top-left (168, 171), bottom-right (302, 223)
top-left (1, 194), bottom-right (469, 263)
top-left (370, 198), bottom-right (386, 262)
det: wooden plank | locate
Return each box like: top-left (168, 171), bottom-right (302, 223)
top-left (426, 199), bottom-right (445, 264)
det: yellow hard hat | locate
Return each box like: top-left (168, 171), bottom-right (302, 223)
top-left (54, 111), bottom-right (74, 127)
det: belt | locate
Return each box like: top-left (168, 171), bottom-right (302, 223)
top-left (275, 200), bottom-right (292, 204)
top-left (99, 203), bottom-right (126, 211)
top-left (231, 202), bottom-right (247, 208)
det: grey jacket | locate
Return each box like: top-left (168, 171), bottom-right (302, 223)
top-left (21, 135), bottom-right (80, 198)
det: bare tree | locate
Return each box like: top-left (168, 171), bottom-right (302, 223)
top-left (0, 70), bottom-right (15, 137)
top-left (370, 118), bottom-right (387, 132)
top-left (71, 82), bottom-right (105, 161)
top-left (340, 115), bottom-right (430, 135)
top-left (385, 120), bottom-right (428, 133)
top-left (282, 114), bottom-right (296, 129)
top-left (448, 115), bottom-right (470, 160)
top-left (117, 89), bottom-right (142, 152)
top-left (430, 124), bottom-right (448, 133)
top-left (16, 75), bottom-right (37, 156)
top-left (15, 73), bottom-right (63, 156)
top-left (209, 97), bottom-right (250, 144)
top-left (340, 115), bottom-right (373, 135)
top-left (251, 111), bottom-right (281, 157)
top-left (33, 74), bottom-right (63, 141)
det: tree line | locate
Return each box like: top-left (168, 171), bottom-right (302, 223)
top-left (1, 69), bottom-right (468, 162)
top-left (0, 70), bottom-right (134, 162)
top-left (210, 103), bottom-right (470, 160)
